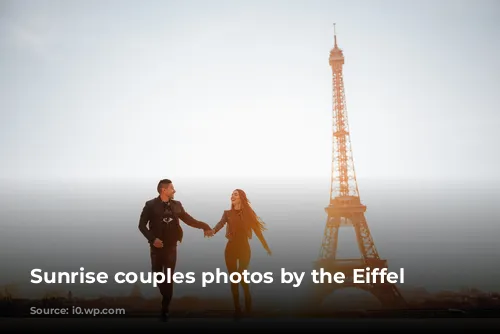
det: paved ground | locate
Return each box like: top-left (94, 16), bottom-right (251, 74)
top-left (1, 317), bottom-right (500, 331)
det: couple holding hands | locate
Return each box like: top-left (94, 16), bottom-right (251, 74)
top-left (138, 178), bottom-right (272, 321)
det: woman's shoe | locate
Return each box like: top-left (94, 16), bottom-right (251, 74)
top-left (244, 293), bottom-right (252, 314)
top-left (233, 307), bottom-right (242, 320)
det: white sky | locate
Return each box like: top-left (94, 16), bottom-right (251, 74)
top-left (1, 0), bottom-right (499, 182)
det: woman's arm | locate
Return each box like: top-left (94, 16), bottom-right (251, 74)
top-left (252, 224), bottom-right (272, 255)
top-left (212, 211), bottom-right (228, 234)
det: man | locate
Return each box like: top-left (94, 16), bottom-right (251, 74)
top-left (138, 179), bottom-right (214, 321)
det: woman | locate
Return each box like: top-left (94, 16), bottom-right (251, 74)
top-left (212, 189), bottom-right (272, 317)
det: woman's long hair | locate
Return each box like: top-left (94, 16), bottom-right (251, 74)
top-left (231, 189), bottom-right (267, 233)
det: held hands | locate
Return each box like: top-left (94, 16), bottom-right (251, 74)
top-left (204, 229), bottom-right (215, 238)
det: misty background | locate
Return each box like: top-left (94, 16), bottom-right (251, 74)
top-left (1, 0), bottom-right (500, 303)
top-left (1, 177), bottom-right (499, 303)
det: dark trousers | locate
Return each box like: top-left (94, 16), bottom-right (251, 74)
top-left (224, 238), bottom-right (252, 311)
top-left (150, 244), bottom-right (177, 312)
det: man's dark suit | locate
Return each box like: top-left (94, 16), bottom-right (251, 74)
top-left (138, 196), bottom-right (211, 312)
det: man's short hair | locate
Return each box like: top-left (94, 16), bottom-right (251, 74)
top-left (157, 179), bottom-right (172, 193)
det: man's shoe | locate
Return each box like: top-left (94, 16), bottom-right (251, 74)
top-left (160, 308), bottom-right (169, 322)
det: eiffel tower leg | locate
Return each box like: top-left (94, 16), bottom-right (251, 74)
top-left (352, 212), bottom-right (378, 259)
top-left (351, 212), bottom-right (407, 308)
top-left (321, 214), bottom-right (340, 259)
top-left (302, 261), bottom-right (339, 313)
top-left (301, 215), bottom-right (342, 312)
top-left (368, 283), bottom-right (408, 309)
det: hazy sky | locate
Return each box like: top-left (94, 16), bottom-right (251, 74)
top-left (1, 0), bottom-right (499, 182)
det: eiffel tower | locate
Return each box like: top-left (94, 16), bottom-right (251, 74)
top-left (312, 24), bottom-right (406, 309)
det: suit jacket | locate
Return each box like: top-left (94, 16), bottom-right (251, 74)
top-left (138, 196), bottom-right (210, 245)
